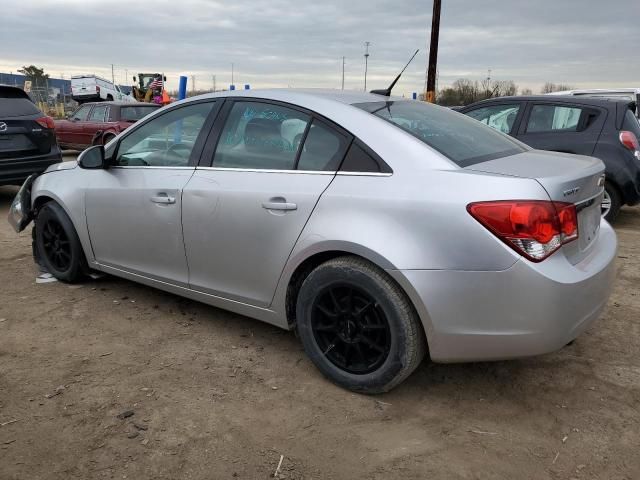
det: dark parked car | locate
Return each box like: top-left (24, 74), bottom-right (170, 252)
top-left (0, 85), bottom-right (61, 186)
top-left (459, 95), bottom-right (640, 221)
top-left (54, 101), bottom-right (161, 150)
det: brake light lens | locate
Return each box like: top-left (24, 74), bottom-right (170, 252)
top-left (619, 131), bottom-right (640, 152)
top-left (35, 116), bottom-right (55, 129)
top-left (467, 201), bottom-right (578, 262)
top-left (96, 85), bottom-right (100, 94)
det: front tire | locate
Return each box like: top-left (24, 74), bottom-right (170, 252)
top-left (296, 256), bottom-right (426, 394)
top-left (35, 202), bottom-right (86, 283)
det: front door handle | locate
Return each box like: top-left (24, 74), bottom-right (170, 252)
top-left (150, 194), bottom-right (176, 204)
top-left (262, 200), bottom-right (297, 211)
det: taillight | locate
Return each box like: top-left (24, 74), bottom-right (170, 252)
top-left (467, 200), bottom-right (578, 262)
top-left (35, 116), bottom-right (55, 129)
top-left (619, 131), bottom-right (640, 152)
top-left (96, 85), bottom-right (101, 94)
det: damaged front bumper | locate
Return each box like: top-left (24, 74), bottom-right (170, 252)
top-left (8, 174), bottom-right (37, 233)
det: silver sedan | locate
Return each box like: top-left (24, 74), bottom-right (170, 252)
top-left (8, 89), bottom-right (617, 393)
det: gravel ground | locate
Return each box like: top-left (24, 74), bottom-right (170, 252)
top-left (0, 173), bottom-right (639, 479)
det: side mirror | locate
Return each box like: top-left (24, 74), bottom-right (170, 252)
top-left (78, 145), bottom-right (106, 169)
top-left (163, 76), bottom-right (167, 82)
top-left (133, 76), bottom-right (137, 82)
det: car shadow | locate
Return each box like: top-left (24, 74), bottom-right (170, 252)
top-left (0, 185), bottom-right (19, 208)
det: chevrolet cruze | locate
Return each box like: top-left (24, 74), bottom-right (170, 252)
top-left (8, 89), bottom-right (617, 393)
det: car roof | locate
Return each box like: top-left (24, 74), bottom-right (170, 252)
top-left (0, 84), bottom-right (31, 100)
top-left (79, 101), bottom-right (161, 107)
top-left (462, 95), bottom-right (633, 109)
top-left (190, 88), bottom-right (401, 106)
top-left (549, 88), bottom-right (640, 95)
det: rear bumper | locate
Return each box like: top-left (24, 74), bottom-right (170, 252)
top-left (0, 146), bottom-right (62, 186)
top-left (389, 221), bottom-right (618, 362)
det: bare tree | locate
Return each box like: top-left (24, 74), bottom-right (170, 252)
top-left (521, 88), bottom-right (533, 95)
top-left (437, 78), bottom-right (519, 106)
top-left (541, 82), bottom-right (574, 94)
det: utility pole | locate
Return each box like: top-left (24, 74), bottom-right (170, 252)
top-left (125, 68), bottom-right (128, 84)
top-left (231, 63), bottom-right (234, 87)
top-left (212, 74), bottom-right (216, 92)
top-left (111, 64), bottom-right (115, 85)
top-left (425, 0), bottom-right (441, 103)
top-left (363, 42), bottom-right (371, 91)
top-left (341, 57), bottom-right (345, 90)
top-left (191, 75), bottom-right (196, 93)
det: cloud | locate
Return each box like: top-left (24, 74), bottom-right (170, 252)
top-left (0, 0), bottom-right (638, 95)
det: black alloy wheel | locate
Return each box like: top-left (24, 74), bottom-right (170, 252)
top-left (41, 218), bottom-right (72, 272)
top-left (311, 284), bottom-right (391, 374)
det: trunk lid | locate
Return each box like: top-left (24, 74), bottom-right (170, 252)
top-left (465, 150), bottom-right (605, 264)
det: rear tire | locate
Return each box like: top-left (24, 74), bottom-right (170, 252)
top-left (35, 202), bottom-right (86, 283)
top-left (102, 133), bottom-right (116, 145)
top-left (296, 256), bottom-right (426, 394)
top-left (106, 95), bottom-right (113, 101)
top-left (602, 181), bottom-right (621, 222)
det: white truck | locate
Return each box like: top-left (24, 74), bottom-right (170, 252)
top-left (71, 75), bottom-right (136, 104)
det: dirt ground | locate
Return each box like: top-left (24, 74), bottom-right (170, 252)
top-left (1, 165), bottom-right (639, 479)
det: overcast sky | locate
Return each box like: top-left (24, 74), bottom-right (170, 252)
top-left (1, 0), bottom-right (638, 96)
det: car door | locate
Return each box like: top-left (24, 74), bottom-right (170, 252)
top-left (84, 100), bottom-right (220, 286)
top-left (61, 104), bottom-right (92, 145)
top-left (462, 101), bottom-right (525, 136)
top-left (182, 99), bottom-right (351, 307)
top-left (82, 103), bottom-right (109, 145)
top-left (516, 101), bottom-right (605, 156)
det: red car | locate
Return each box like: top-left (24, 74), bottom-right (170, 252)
top-left (54, 101), bottom-right (161, 149)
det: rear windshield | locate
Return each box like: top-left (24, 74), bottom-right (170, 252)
top-left (354, 101), bottom-right (526, 167)
top-left (622, 108), bottom-right (640, 138)
top-left (120, 106), bottom-right (159, 122)
top-left (0, 98), bottom-right (40, 118)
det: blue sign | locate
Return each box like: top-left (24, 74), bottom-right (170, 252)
top-left (244, 84), bottom-right (250, 90)
top-left (412, 92), bottom-right (417, 100)
top-left (230, 84), bottom-right (236, 91)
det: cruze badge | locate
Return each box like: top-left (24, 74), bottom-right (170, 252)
top-left (563, 186), bottom-right (581, 197)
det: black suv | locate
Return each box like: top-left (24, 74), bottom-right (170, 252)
top-left (459, 95), bottom-right (640, 221)
top-left (0, 85), bottom-right (62, 186)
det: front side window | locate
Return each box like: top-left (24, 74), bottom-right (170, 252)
top-left (526, 105), bottom-right (582, 133)
top-left (88, 105), bottom-right (108, 122)
top-left (72, 105), bottom-right (92, 121)
top-left (355, 101), bottom-right (526, 167)
top-left (213, 102), bottom-right (310, 170)
top-left (466, 104), bottom-right (520, 134)
top-left (114, 101), bottom-right (215, 167)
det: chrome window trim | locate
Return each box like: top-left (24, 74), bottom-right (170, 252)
top-left (196, 166), bottom-right (336, 175)
top-left (110, 165), bottom-right (195, 170)
top-left (336, 171), bottom-right (393, 177)
top-left (194, 166), bottom-right (392, 176)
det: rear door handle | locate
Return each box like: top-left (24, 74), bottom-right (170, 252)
top-left (150, 194), bottom-right (176, 204)
top-left (262, 201), bottom-right (297, 211)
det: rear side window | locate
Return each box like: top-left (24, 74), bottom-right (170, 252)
top-left (297, 120), bottom-right (349, 171)
top-left (0, 98), bottom-right (39, 118)
top-left (88, 105), bottom-right (108, 122)
top-left (340, 141), bottom-right (391, 173)
top-left (213, 101), bottom-right (311, 170)
top-left (465, 104), bottom-right (520, 134)
top-left (526, 105), bottom-right (583, 133)
top-left (355, 101), bottom-right (525, 167)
